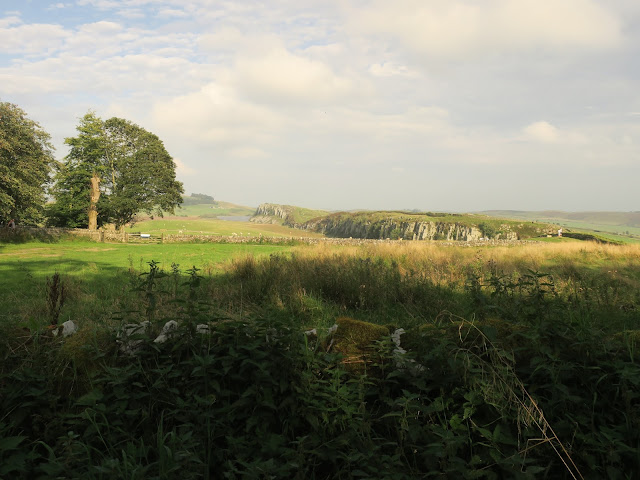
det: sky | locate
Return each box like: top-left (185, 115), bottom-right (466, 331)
top-left (1, 0), bottom-right (639, 212)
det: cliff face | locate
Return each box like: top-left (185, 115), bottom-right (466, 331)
top-left (251, 205), bottom-right (539, 241)
top-left (305, 217), bottom-right (515, 241)
top-left (251, 203), bottom-right (293, 225)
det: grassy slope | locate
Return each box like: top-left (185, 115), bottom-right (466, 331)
top-left (483, 210), bottom-right (640, 240)
top-left (288, 205), bottom-right (329, 224)
top-left (174, 201), bottom-right (255, 218)
top-left (126, 217), bottom-right (325, 238)
top-left (130, 202), bottom-right (325, 238)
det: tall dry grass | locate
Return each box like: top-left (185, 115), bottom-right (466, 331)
top-left (284, 241), bottom-right (640, 288)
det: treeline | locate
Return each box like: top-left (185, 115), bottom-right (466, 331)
top-left (181, 193), bottom-right (216, 206)
top-left (0, 101), bottom-right (183, 229)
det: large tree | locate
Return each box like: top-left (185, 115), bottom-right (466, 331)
top-left (0, 101), bottom-right (55, 225)
top-left (48, 113), bottom-right (183, 229)
top-left (47, 112), bottom-right (105, 228)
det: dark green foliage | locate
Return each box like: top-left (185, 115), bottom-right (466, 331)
top-left (3, 308), bottom-right (639, 477)
top-left (478, 222), bottom-right (497, 239)
top-left (0, 101), bottom-right (55, 225)
top-left (182, 193), bottom-right (216, 206)
top-left (46, 112), bottom-right (104, 228)
top-left (48, 112), bottom-right (184, 229)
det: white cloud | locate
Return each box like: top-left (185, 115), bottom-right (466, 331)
top-left (173, 158), bottom-right (196, 175)
top-left (2, 0), bottom-right (638, 210)
top-left (157, 8), bottom-right (189, 19)
top-left (151, 81), bottom-right (284, 148)
top-left (369, 62), bottom-right (417, 77)
top-left (233, 47), bottom-right (355, 105)
top-left (522, 121), bottom-right (589, 145)
top-left (523, 121), bottom-right (560, 143)
top-left (0, 21), bottom-right (70, 55)
top-left (352, 0), bottom-right (623, 60)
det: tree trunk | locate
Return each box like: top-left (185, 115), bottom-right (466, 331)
top-left (88, 173), bottom-right (100, 230)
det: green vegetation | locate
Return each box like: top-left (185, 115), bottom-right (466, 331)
top-left (181, 192), bottom-right (216, 205)
top-left (126, 217), bottom-right (325, 238)
top-left (175, 200), bottom-right (255, 218)
top-left (253, 203), bottom-right (329, 226)
top-left (2, 238), bottom-right (640, 477)
top-left (47, 112), bottom-right (183, 229)
top-left (0, 101), bottom-right (55, 226)
top-left (305, 210), bottom-right (555, 240)
top-left (0, 238), bottom-right (290, 319)
top-left (286, 205), bottom-right (329, 224)
top-left (483, 210), bottom-right (640, 242)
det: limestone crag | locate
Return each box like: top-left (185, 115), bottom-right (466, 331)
top-left (251, 203), bottom-right (306, 228)
top-left (305, 216), bottom-right (501, 241)
top-left (249, 204), bottom-right (547, 241)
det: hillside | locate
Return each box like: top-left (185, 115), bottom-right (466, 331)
top-left (252, 205), bottom-right (557, 241)
top-left (175, 198), bottom-right (255, 218)
top-left (305, 211), bottom-right (556, 241)
top-left (482, 210), bottom-right (640, 239)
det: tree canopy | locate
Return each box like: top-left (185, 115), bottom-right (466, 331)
top-left (0, 101), bottom-right (55, 225)
top-left (48, 112), bottom-right (184, 229)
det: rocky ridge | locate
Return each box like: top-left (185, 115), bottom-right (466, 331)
top-left (304, 214), bottom-right (517, 241)
top-left (251, 204), bottom-right (556, 241)
top-left (250, 203), bottom-right (302, 227)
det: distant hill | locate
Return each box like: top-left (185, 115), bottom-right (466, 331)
top-left (176, 198), bottom-right (255, 218)
top-left (482, 210), bottom-right (640, 238)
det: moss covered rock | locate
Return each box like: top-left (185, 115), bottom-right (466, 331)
top-left (327, 317), bottom-right (391, 372)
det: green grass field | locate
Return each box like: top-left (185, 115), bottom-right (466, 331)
top-left (0, 238), bottom-right (292, 326)
top-left (126, 217), bottom-right (325, 238)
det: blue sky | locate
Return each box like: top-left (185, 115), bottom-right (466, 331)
top-left (2, 0), bottom-right (639, 211)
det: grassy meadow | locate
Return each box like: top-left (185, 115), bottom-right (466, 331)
top-left (173, 201), bottom-right (255, 218)
top-left (0, 238), bottom-right (292, 327)
top-left (2, 231), bottom-right (640, 478)
top-left (126, 217), bottom-right (326, 238)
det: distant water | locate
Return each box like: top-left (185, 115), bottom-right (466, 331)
top-left (218, 215), bottom-right (252, 222)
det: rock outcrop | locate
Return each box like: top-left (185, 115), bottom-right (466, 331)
top-left (250, 203), bottom-right (292, 225)
top-left (250, 204), bottom-right (554, 241)
top-left (304, 214), bottom-right (519, 241)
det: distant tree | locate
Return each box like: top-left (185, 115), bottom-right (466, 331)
top-left (191, 193), bottom-right (215, 203)
top-left (181, 193), bottom-right (216, 206)
top-left (48, 112), bottom-right (184, 230)
top-left (478, 222), bottom-right (497, 239)
top-left (0, 101), bottom-right (55, 225)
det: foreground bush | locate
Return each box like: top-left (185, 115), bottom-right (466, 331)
top-left (1, 311), bottom-right (639, 479)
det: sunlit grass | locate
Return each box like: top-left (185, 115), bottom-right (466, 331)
top-left (126, 218), bottom-right (325, 238)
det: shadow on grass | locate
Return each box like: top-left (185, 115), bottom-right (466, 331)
top-left (0, 257), bottom-right (139, 328)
